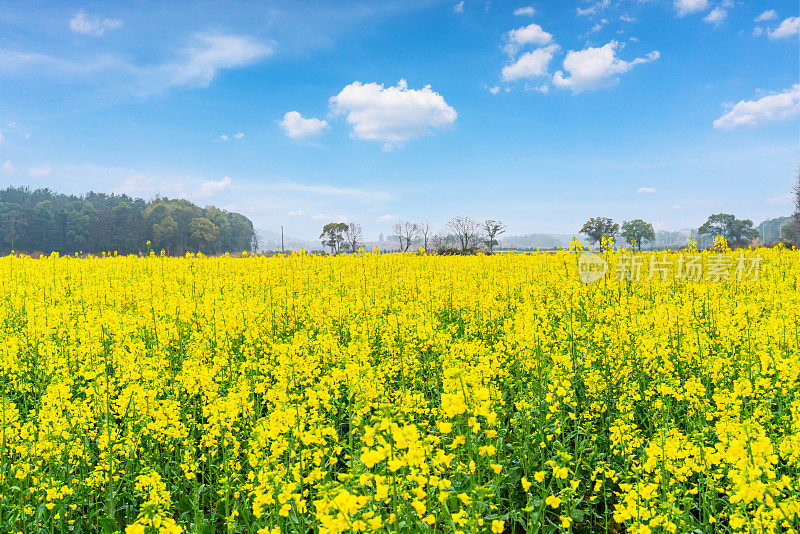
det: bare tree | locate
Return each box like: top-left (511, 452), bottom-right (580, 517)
top-left (400, 221), bottom-right (420, 251)
top-left (392, 221), bottom-right (420, 251)
top-left (431, 231), bottom-right (453, 253)
top-left (483, 220), bottom-right (506, 252)
top-left (391, 221), bottom-right (404, 251)
top-left (419, 220), bottom-right (431, 251)
top-left (447, 216), bottom-right (481, 253)
top-left (345, 222), bottom-right (363, 253)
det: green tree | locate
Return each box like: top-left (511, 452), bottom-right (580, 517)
top-left (620, 219), bottom-right (655, 252)
top-left (482, 220), bottom-right (506, 252)
top-left (223, 212), bottom-right (256, 252)
top-left (190, 217), bottom-right (220, 253)
top-left (152, 216), bottom-right (177, 254)
top-left (698, 213), bottom-right (759, 248)
top-left (64, 201), bottom-right (97, 251)
top-left (111, 202), bottom-right (134, 252)
top-left (169, 200), bottom-right (202, 255)
top-left (0, 202), bottom-right (27, 250)
top-left (320, 222), bottom-right (348, 254)
top-left (0, 187), bottom-right (256, 255)
top-left (203, 206), bottom-right (230, 253)
top-left (33, 201), bottom-right (55, 251)
top-left (580, 217), bottom-right (619, 250)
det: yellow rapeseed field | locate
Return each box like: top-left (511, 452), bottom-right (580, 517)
top-left (0, 244), bottom-right (798, 533)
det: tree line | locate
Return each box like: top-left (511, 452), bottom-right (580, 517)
top-left (578, 171), bottom-right (800, 251)
top-left (0, 187), bottom-right (256, 255)
top-left (319, 217), bottom-right (507, 254)
top-left (579, 213), bottom-right (763, 251)
top-left (320, 209), bottom-right (783, 256)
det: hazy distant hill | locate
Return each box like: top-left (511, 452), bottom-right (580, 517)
top-left (500, 233), bottom-right (573, 250)
top-left (757, 216), bottom-right (791, 244)
top-left (650, 229), bottom-right (694, 250)
top-left (256, 229), bottom-right (322, 251)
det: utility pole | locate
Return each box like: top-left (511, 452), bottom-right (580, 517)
top-left (281, 225), bottom-right (285, 254)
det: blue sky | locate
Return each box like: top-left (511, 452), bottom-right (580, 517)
top-left (0, 0), bottom-right (797, 239)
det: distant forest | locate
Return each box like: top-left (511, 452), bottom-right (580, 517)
top-left (0, 187), bottom-right (256, 255)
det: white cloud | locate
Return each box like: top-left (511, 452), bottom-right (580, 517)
top-left (17, 162), bottom-right (393, 234)
top-left (29, 163), bottom-right (52, 177)
top-left (278, 111), bottom-right (329, 139)
top-left (769, 17), bottom-right (800, 39)
top-left (755, 10), bottom-right (777, 22)
top-left (0, 49), bottom-right (90, 75)
top-left (577, 0), bottom-right (611, 16)
top-left (0, 32), bottom-right (271, 97)
top-left (513, 6), bottom-right (536, 16)
top-left (288, 210), bottom-right (306, 216)
top-left (311, 213), bottom-right (327, 221)
top-left (376, 214), bottom-right (397, 222)
top-left (674, 0), bottom-right (708, 16)
top-left (453, 1), bottom-right (464, 13)
top-left (713, 84), bottom-right (800, 130)
top-left (0, 132), bottom-right (4, 145)
top-left (217, 131), bottom-right (245, 142)
top-left (163, 33), bottom-right (272, 90)
top-left (589, 19), bottom-right (608, 33)
top-left (703, 7), bottom-right (727, 25)
top-left (752, 26), bottom-right (764, 36)
top-left (2, 160), bottom-right (13, 173)
top-left (69, 10), bottom-right (122, 37)
top-left (489, 85), bottom-right (500, 94)
top-left (329, 79), bottom-right (457, 149)
top-left (22, 161), bottom-right (243, 207)
top-left (198, 176), bottom-right (232, 197)
top-left (637, 187), bottom-right (657, 194)
top-left (506, 23), bottom-right (553, 55)
top-left (526, 83), bottom-right (550, 93)
top-left (552, 41), bottom-right (659, 93)
top-left (501, 44), bottom-right (560, 81)
top-left (272, 182), bottom-right (392, 202)
top-left (620, 14), bottom-right (636, 23)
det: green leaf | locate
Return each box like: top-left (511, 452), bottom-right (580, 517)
top-left (98, 517), bottom-right (119, 534)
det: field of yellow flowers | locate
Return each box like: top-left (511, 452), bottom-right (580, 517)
top-left (0, 246), bottom-right (798, 534)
